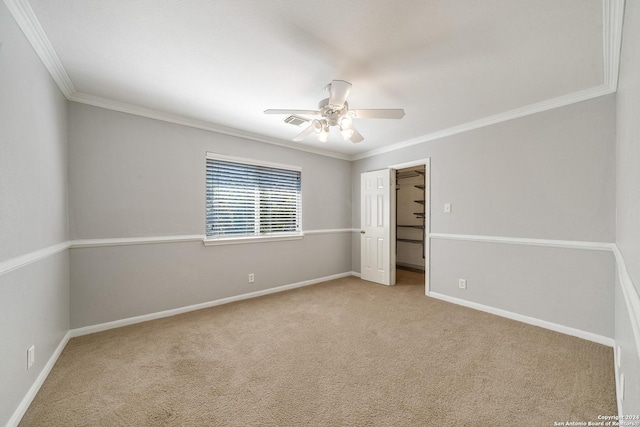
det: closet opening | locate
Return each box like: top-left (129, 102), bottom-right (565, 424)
top-left (391, 159), bottom-right (430, 294)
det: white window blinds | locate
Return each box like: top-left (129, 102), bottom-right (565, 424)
top-left (206, 156), bottom-right (302, 238)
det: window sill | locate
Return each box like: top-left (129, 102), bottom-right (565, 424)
top-left (202, 232), bottom-right (304, 246)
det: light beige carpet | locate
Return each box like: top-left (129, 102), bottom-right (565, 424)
top-left (20, 271), bottom-right (616, 426)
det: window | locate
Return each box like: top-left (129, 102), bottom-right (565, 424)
top-left (205, 153), bottom-right (302, 244)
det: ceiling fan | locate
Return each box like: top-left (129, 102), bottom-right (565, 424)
top-left (264, 80), bottom-right (405, 143)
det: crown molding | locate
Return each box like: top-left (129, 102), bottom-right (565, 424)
top-left (3, 0), bottom-right (75, 97)
top-left (603, 0), bottom-right (625, 92)
top-left (4, 0), bottom-right (350, 161)
top-left (7, 0), bottom-right (625, 162)
top-left (352, 84), bottom-right (614, 161)
top-left (353, 0), bottom-right (626, 161)
top-left (69, 93), bottom-right (351, 161)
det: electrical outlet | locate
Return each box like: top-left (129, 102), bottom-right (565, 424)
top-left (248, 273), bottom-right (255, 283)
top-left (444, 203), bottom-right (451, 213)
top-left (458, 279), bottom-right (467, 290)
top-left (27, 345), bottom-right (35, 370)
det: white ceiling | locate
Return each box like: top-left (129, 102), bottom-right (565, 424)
top-left (20, 0), bottom-right (611, 159)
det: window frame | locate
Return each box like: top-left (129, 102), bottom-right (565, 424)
top-left (203, 152), bottom-right (303, 246)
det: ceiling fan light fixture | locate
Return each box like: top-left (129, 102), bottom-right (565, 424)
top-left (265, 80), bottom-right (405, 145)
top-left (340, 127), bottom-right (354, 140)
top-left (312, 119), bottom-right (324, 133)
top-left (338, 114), bottom-right (352, 130)
top-left (318, 127), bottom-right (329, 142)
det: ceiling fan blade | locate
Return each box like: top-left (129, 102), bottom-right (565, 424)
top-left (352, 109), bottom-right (405, 119)
top-left (349, 126), bottom-right (364, 143)
top-left (328, 80), bottom-right (352, 109)
top-left (292, 124), bottom-right (315, 141)
top-left (264, 109), bottom-right (320, 116)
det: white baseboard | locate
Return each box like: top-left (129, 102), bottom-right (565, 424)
top-left (613, 343), bottom-right (623, 418)
top-left (9, 269), bottom-right (622, 426)
top-left (6, 331), bottom-right (71, 427)
top-left (396, 262), bottom-right (426, 272)
top-left (70, 271), bottom-right (355, 337)
top-left (429, 292), bottom-right (615, 347)
top-left (7, 272), bottom-right (357, 426)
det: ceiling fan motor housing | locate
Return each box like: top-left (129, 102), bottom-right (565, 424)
top-left (318, 98), bottom-right (350, 127)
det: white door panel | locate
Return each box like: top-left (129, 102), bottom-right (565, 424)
top-left (360, 169), bottom-right (395, 285)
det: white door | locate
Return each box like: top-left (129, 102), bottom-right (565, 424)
top-left (360, 169), bottom-right (395, 285)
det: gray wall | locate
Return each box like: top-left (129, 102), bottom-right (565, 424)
top-left (68, 104), bottom-right (351, 238)
top-left (615, 0), bottom-right (640, 414)
top-left (67, 103), bottom-right (353, 328)
top-left (0, 3), bottom-right (70, 425)
top-left (70, 234), bottom-right (351, 327)
top-left (352, 95), bottom-right (617, 338)
top-left (431, 240), bottom-right (614, 337)
top-left (3, 0), bottom-right (635, 422)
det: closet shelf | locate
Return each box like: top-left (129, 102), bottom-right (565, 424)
top-left (396, 166), bottom-right (426, 259)
top-left (396, 169), bottom-right (426, 180)
top-left (397, 238), bottom-right (424, 244)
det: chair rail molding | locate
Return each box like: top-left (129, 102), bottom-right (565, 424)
top-left (429, 233), bottom-right (614, 251)
top-left (0, 242), bottom-right (70, 277)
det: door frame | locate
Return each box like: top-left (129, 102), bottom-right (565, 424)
top-left (389, 158), bottom-right (431, 295)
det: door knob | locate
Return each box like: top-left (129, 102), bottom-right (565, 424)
top-left (360, 230), bottom-right (366, 234)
